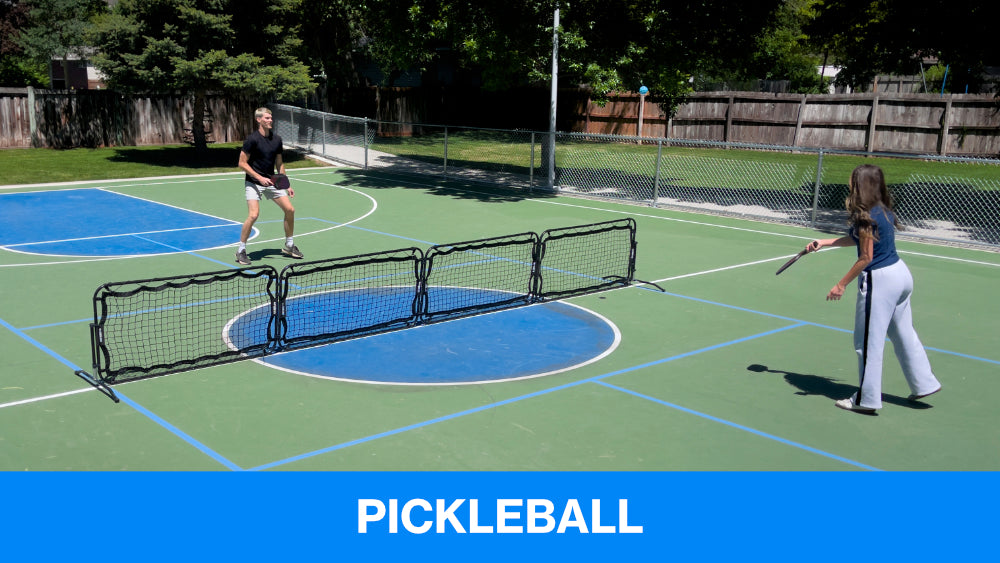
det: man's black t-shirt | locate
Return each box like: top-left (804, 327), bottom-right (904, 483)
top-left (242, 129), bottom-right (283, 183)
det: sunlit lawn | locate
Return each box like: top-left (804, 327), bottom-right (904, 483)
top-left (0, 143), bottom-right (324, 185)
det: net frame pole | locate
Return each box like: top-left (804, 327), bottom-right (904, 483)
top-left (89, 266), bottom-right (279, 385)
top-left (422, 232), bottom-right (539, 323)
top-left (75, 317), bottom-right (118, 402)
top-left (277, 248), bottom-right (425, 350)
top-left (535, 218), bottom-right (637, 300)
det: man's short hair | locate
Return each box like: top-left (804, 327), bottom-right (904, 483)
top-left (254, 107), bottom-right (272, 120)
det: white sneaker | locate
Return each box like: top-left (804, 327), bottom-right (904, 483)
top-left (835, 397), bottom-right (877, 414)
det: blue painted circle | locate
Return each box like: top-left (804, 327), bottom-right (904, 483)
top-left (228, 288), bottom-right (619, 385)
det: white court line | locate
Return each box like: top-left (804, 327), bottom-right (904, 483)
top-left (252, 300), bottom-right (623, 387)
top-left (0, 167), bottom-right (336, 191)
top-left (9, 169), bottom-right (998, 267)
top-left (896, 250), bottom-right (1000, 267)
top-left (0, 387), bottom-right (94, 409)
top-left (650, 253), bottom-right (819, 283)
top-left (98, 186), bottom-right (244, 226)
top-left (529, 200), bottom-right (1000, 267)
top-left (531, 199), bottom-right (814, 240)
top-left (376, 173), bottom-right (1000, 266)
top-left (644, 247), bottom-right (1000, 285)
top-left (0, 173), bottom-right (239, 192)
top-left (0, 173), bottom-right (376, 267)
top-left (3, 222), bottom-right (240, 248)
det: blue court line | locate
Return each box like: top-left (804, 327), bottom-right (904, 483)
top-left (0, 315), bottom-right (243, 471)
top-left (249, 322), bottom-right (878, 471)
top-left (20, 289), bottom-right (274, 331)
top-left (323, 219), bottom-right (1000, 367)
top-left (312, 218), bottom-right (438, 246)
top-left (112, 393), bottom-right (243, 471)
top-left (594, 381), bottom-right (881, 471)
top-left (0, 316), bottom-right (82, 372)
top-left (639, 285), bottom-right (837, 326)
top-left (6, 205), bottom-right (993, 471)
top-left (925, 347), bottom-right (1000, 366)
top-left (637, 285), bottom-right (1000, 365)
top-left (132, 235), bottom-right (237, 270)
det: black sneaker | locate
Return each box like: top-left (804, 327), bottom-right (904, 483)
top-left (236, 249), bottom-right (251, 265)
top-left (282, 244), bottom-right (304, 259)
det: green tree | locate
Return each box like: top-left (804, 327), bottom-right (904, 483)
top-left (807, 0), bottom-right (999, 92)
top-left (345, 0), bottom-right (784, 116)
top-left (90, 0), bottom-right (316, 150)
top-left (15, 0), bottom-right (106, 88)
top-left (0, 0), bottom-right (48, 86)
top-left (591, 0), bottom-right (785, 108)
top-left (749, 0), bottom-right (826, 93)
top-left (295, 0), bottom-right (366, 89)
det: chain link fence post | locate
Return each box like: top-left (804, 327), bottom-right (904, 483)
top-left (529, 132), bottom-right (536, 191)
top-left (810, 148), bottom-right (824, 228)
top-left (652, 139), bottom-right (663, 207)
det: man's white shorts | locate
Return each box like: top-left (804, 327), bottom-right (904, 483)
top-left (245, 180), bottom-right (289, 201)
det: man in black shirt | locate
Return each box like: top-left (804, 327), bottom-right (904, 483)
top-left (236, 107), bottom-right (303, 265)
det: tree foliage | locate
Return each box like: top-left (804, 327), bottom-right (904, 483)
top-left (15, 0), bottom-right (106, 87)
top-left (294, 0), bottom-right (367, 89)
top-left (90, 0), bottom-right (316, 149)
top-left (0, 0), bottom-right (48, 86)
top-left (807, 0), bottom-right (1000, 92)
top-left (342, 0), bottom-right (785, 114)
top-left (746, 0), bottom-right (828, 93)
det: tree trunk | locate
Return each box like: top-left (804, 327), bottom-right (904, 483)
top-left (192, 91), bottom-right (208, 153)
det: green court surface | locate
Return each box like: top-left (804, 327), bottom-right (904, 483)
top-left (2, 166), bottom-right (998, 471)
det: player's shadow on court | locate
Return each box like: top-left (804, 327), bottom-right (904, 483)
top-left (248, 248), bottom-right (286, 261)
top-left (746, 364), bottom-right (933, 410)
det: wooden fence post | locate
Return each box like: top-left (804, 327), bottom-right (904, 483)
top-left (866, 95), bottom-right (879, 153)
top-left (724, 94), bottom-right (734, 143)
top-left (940, 96), bottom-right (953, 156)
top-left (27, 86), bottom-right (38, 148)
top-left (793, 94), bottom-right (807, 147)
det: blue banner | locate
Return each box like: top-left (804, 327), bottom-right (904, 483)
top-left (4, 472), bottom-right (994, 561)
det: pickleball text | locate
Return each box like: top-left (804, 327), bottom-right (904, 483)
top-left (358, 498), bottom-right (643, 534)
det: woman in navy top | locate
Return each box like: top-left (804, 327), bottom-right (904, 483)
top-left (806, 164), bottom-right (941, 414)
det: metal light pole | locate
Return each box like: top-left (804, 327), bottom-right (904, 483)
top-left (548, 6), bottom-right (559, 189)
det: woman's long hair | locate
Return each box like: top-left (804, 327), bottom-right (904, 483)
top-left (846, 164), bottom-right (899, 239)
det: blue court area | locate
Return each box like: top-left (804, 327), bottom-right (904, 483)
top-left (227, 288), bottom-right (619, 384)
top-left (0, 188), bottom-right (247, 256)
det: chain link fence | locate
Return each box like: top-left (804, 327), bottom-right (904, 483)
top-left (272, 104), bottom-right (1000, 250)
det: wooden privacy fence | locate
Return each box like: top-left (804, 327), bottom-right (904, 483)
top-left (3, 86), bottom-right (998, 157)
top-left (0, 87), bottom-right (261, 149)
top-left (568, 91), bottom-right (1000, 157)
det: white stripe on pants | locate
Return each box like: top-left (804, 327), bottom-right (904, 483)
top-left (853, 260), bottom-right (940, 409)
